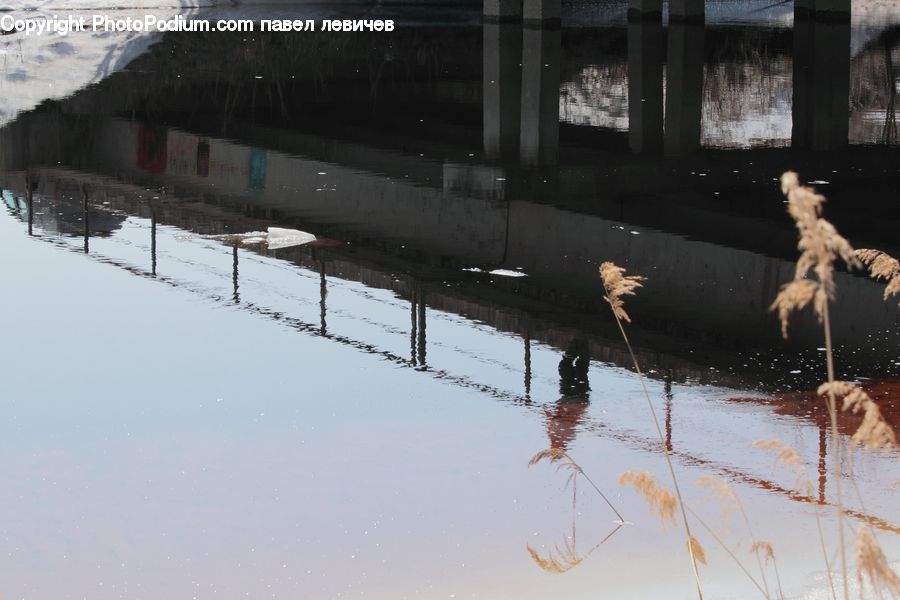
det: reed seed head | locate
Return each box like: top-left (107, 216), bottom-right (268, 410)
top-left (599, 262), bottom-right (645, 323)
top-left (856, 249), bottom-right (900, 305)
top-left (527, 540), bottom-right (583, 574)
top-left (696, 475), bottom-right (739, 526)
top-left (753, 439), bottom-right (813, 495)
top-left (818, 381), bottom-right (897, 451)
top-left (771, 172), bottom-right (860, 338)
top-left (688, 536), bottom-right (708, 566)
top-left (855, 527), bottom-right (900, 595)
top-left (619, 469), bottom-right (678, 528)
top-left (750, 540), bottom-right (776, 563)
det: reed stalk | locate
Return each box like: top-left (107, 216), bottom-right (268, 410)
top-left (600, 262), bottom-right (704, 600)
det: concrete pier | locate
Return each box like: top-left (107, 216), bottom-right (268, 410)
top-left (484, 0), bottom-right (522, 22)
top-left (794, 0), bottom-right (852, 21)
top-left (483, 22), bottom-right (523, 161)
top-left (519, 25), bottom-right (561, 167)
top-left (627, 0), bottom-right (663, 21)
top-left (669, 0), bottom-right (705, 22)
top-left (627, 20), bottom-right (665, 154)
top-left (792, 17), bottom-right (851, 150)
top-left (664, 22), bottom-right (705, 156)
top-left (523, 0), bottom-right (561, 26)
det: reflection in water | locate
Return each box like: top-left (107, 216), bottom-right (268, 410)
top-left (319, 258), bottom-right (327, 335)
top-left (81, 185), bottom-right (89, 254)
top-left (547, 339), bottom-right (591, 452)
top-left (1, 5), bottom-right (899, 598)
top-left (231, 244), bottom-right (239, 303)
top-left (527, 448), bottom-right (625, 575)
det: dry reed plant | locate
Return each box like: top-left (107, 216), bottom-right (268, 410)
top-left (529, 448), bottom-right (625, 523)
top-left (697, 475), bottom-right (783, 599)
top-left (855, 249), bottom-right (900, 306)
top-left (750, 541), bottom-right (785, 599)
top-left (771, 172), bottom-right (865, 598)
top-left (855, 527), bottom-right (900, 595)
top-left (600, 262), bottom-right (704, 599)
top-left (818, 382), bottom-right (897, 452)
top-left (527, 538), bottom-right (583, 574)
top-left (527, 449), bottom-right (625, 575)
top-left (753, 439), bottom-right (836, 600)
top-left (619, 469), bottom-right (678, 528)
top-left (771, 172), bottom-right (859, 339)
top-left (599, 262), bottom-right (645, 323)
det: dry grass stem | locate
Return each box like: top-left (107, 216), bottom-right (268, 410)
top-left (818, 382), bottom-right (897, 451)
top-left (753, 439), bottom-right (836, 599)
top-left (855, 527), bottom-right (900, 595)
top-left (772, 172), bottom-right (860, 599)
top-left (619, 469), bottom-right (678, 528)
top-left (856, 249), bottom-right (900, 305)
top-left (697, 476), bottom-right (776, 597)
top-left (600, 262), bottom-right (703, 598)
top-left (599, 261), bottom-right (645, 323)
top-left (697, 475), bottom-right (740, 526)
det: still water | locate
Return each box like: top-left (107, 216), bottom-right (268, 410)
top-left (1, 1), bottom-right (899, 598)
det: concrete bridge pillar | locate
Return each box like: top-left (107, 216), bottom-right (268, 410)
top-left (628, 20), bottom-right (665, 154)
top-left (669, 0), bottom-right (705, 22)
top-left (523, 0), bottom-right (561, 26)
top-left (483, 22), bottom-right (523, 161)
top-left (628, 0), bottom-right (663, 21)
top-left (664, 22), bottom-right (705, 156)
top-left (484, 0), bottom-right (522, 22)
top-left (794, 0), bottom-right (851, 20)
top-left (792, 17), bottom-right (850, 150)
top-left (520, 25), bottom-right (561, 167)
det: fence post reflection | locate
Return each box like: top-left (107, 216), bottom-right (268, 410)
top-left (319, 259), bottom-right (327, 336)
top-left (524, 329), bottom-right (532, 400)
top-left (26, 173), bottom-right (34, 236)
top-left (417, 287), bottom-right (427, 366)
top-left (81, 184), bottom-right (89, 254)
top-left (232, 245), bottom-right (240, 304)
top-left (664, 370), bottom-right (673, 453)
top-left (410, 287), bottom-right (418, 364)
top-left (818, 418), bottom-right (827, 504)
top-left (151, 212), bottom-right (158, 276)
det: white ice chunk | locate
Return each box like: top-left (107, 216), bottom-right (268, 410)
top-left (488, 269), bottom-right (526, 278)
top-left (266, 227), bottom-right (316, 250)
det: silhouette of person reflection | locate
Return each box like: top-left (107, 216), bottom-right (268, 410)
top-left (546, 339), bottom-right (591, 452)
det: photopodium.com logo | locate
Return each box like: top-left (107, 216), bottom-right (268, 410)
top-left (0, 14), bottom-right (394, 36)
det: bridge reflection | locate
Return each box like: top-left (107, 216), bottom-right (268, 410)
top-left (1, 2), bottom-right (898, 537)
